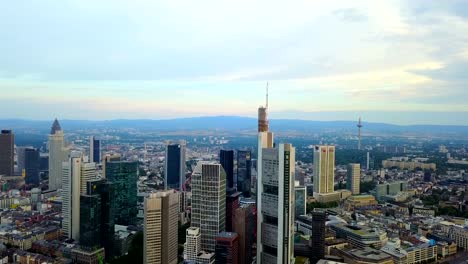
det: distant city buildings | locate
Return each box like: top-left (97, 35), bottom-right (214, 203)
top-left (347, 163), bottom-right (360, 195)
top-left (191, 162), bottom-right (226, 252)
top-left (0, 130), bottom-right (14, 176)
top-left (144, 190), bottom-right (179, 264)
top-left (164, 140), bottom-right (186, 190)
top-left (48, 119), bottom-right (68, 190)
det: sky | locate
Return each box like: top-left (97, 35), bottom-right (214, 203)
top-left (1, 0), bottom-right (468, 125)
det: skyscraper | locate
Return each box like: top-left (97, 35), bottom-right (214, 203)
top-left (144, 190), bottom-right (179, 264)
top-left (347, 163), bottom-right (361, 195)
top-left (84, 179), bottom-right (115, 259)
top-left (215, 232), bottom-right (239, 264)
top-left (236, 150), bottom-right (252, 197)
top-left (105, 160), bottom-right (138, 225)
top-left (16, 146), bottom-right (29, 175)
top-left (257, 142), bottom-right (296, 264)
top-left (24, 148), bottom-right (40, 186)
top-left (191, 162), bottom-right (226, 252)
top-left (313, 145), bottom-right (335, 197)
top-left (164, 140), bottom-right (186, 190)
top-left (220, 150), bottom-right (234, 189)
top-left (89, 136), bottom-right (101, 164)
top-left (48, 119), bottom-right (68, 190)
top-left (234, 204), bottom-right (255, 264)
top-left (62, 155), bottom-right (96, 240)
top-left (310, 210), bottom-right (327, 263)
top-left (225, 188), bottom-right (240, 232)
top-left (184, 227), bottom-right (202, 262)
top-left (0, 130), bottom-right (14, 176)
top-left (295, 184), bottom-right (307, 217)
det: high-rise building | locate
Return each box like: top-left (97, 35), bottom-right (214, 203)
top-left (89, 136), bottom-right (101, 164)
top-left (225, 188), bottom-right (240, 232)
top-left (295, 184), bottom-right (307, 217)
top-left (257, 141), bottom-right (296, 264)
top-left (83, 179), bottom-right (115, 259)
top-left (234, 204), bottom-right (255, 264)
top-left (0, 130), bottom-right (14, 176)
top-left (105, 160), bottom-right (138, 225)
top-left (313, 145), bottom-right (335, 197)
top-left (191, 162), bottom-right (226, 252)
top-left (347, 163), bottom-right (361, 195)
top-left (236, 150), bottom-right (252, 197)
top-left (48, 119), bottom-right (68, 190)
top-left (62, 155), bottom-right (96, 240)
top-left (24, 148), bottom-right (40, 186)
top-left (16, 146), bottom-right (29, 175)
top-left (164, 140), bottom-right (186, 190)
top-left (310, 210), bottom-right (327, 263)
top-left (144, 190), bottom-right (179, 264)
top-left (220, 150), bottom-right (234, 189)
top-left (184, 227), bottom-right (202, 262)
top-left (215, 232), bottom-right (239, 264)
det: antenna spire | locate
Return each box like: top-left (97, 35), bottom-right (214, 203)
top-left (266, 82), bottom-right (269, 109)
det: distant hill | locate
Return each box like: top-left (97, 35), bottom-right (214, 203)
top-left (1, 116), bottom-right (468, 136)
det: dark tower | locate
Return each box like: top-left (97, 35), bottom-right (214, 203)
top-left (220, 150), bottom-right (234, 189)
top-left (310, 210), bottom-right (327, 263)
top-left (0, 130), bottom-right (14, 176)
top-left (237, 150), bottom-right (252, 197)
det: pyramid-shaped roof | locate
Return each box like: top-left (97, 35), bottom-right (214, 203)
top-left (50, 118), bottom-right (62, 134)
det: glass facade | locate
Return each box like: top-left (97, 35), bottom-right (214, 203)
top-left (165, 142), bottom-right (186, 190)
top-left (24, 148), bottom-right (40, 186)
top-left (236, 150), bottom-right (252, 197)
top-left (220, 150), bottom-right (234, 189)
top-left (80, 194), bottom-right (101, 249)
top-left (105, 161), bottom-right (138, 225)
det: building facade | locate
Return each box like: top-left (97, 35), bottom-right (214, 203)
top-left (24, 148), bottom-right (40, 186)
top-left (191, 162), bottom-right (226, 252)
top-left (215, 232), bottom-right (239, 264)
top-left (311, 210), bottom-right (327, 263)
top-left (234, 204), bottom-right (255, 264)
top-left (220, 150), bottom-right (234, 189)
top-left (313, 145), bottom-right (336, 197)
top-left (0, 130), bottom-right (14, 176)
top-left (48, 119), bottom-right (68, 190)
top-left (144, 190), bottom-right (179, 264)
top-left (164, 140), bottom-right (186, 190)
top-left (347, 163), bottom-right (360, 195)
top-left (89, 136), bottom-right (101, 164)
top-left (237, 150), bottom-right (252, 197)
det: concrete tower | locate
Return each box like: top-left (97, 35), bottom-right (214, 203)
top-left (357, 117), bottom-right (363, 150)
top-left (313, 145), bottom-right (336, 197)
top-left (347, 163), bottom-right (361, 195)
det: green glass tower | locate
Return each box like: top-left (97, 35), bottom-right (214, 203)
top-left (80, 194), bottom-right (101, 248)
top-left (105, 160), bottom-right (138, 225)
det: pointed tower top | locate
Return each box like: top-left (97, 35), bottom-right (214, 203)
top-left (50, 118), bottom-right (62, 134)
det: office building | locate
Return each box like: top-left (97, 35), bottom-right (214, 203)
top-left (376, 181), bottom-right (408, 200)
top-left (257, 141), bottom-right (296, 264)
top-left (237, 150), bottom-right (252, 197)
top-left (48, 119), bottom-right (68, 190)
top-left (62, 155), bottom-right (96, 240)
top-left (329, 223), bottom-right (388, 249)
top-left (226, 189), bottom-right (240, 232)
top-left (89, 136), bottom-right (101, 164)
top-left (332, 247), bottom-right (394, 264)
top-left (215, 232), bottom-right (239, 264)
top-left (0, 130), bottom-right (14, 176)
top-left (220, 150), bottom-right (234, 189)
top-left (295, 184), bottom-right (307, 217)
top-left (313, 145), bottom-right (335, 197)
top-left (184, 227), bottom-right (202, 262)
top-left (23, 148), bottom-right (40, 186)
top-left (234, 204), bottom-right (255, 264)
top-left (82, 179), bottom-right (115, 259)
top-left (347, 163), bottom-right (360, 195)
top-left (16, 146), bottom-right (29, 175)
top-left (311, 210), bottom-right (327, 263)
top-left (144, 190), bottom-right (179, 264)
top-left (164, 140), bottom-right (186, 190)
top-left (191, 162), bottom-right (226, 252)
top-left (105, 160), bottom-right (138, 225)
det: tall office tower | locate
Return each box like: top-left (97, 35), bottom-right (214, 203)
top-left (220, 150), bottom-right (234, 189)
top-left (48, 119), bottom-right (68, 190)
top-left (105, 160), bottom-right (138, 225)
top-left (16, 146), bottom-right (29, 175)
top-left (295, 184), bottom-right (307, 217)
top-left (144, 190), bottom-right (179, 264)
top-left (62, 155), bottom-right (96, 240)
top-left (89, 136), bottom-right (101, 164)
top-left (310, 210), bottom-right (327, 263)
top-left (366, 152), bottom-right (370, 170)
top-left (215, 232), bottom-right (239, 264)
top-left (184, 227), bottom-right (201, 262)
top-left (226, 188), bottom-right (240, 232)
top-left (237, 150), bottom-right (252, 197)
top-left (81, 179), bottom-right (115, 259)
top-left (24, 148), bottom-right (40, 186)
top-left (234, 204), bottom-right (255, 264)
top-left (191, 162), bottom-right (226, 252)
top-left (258, 83), bottom-right (269, 132)
top-left (164, 140), bottom-right (186, 190)
top-left (347, 163), bottom-right (361, 195)
top-left (257, 142), bottom-right (296, 264)
top-left (313, 145), bottom-right (336, 197)
top-left (0, 130), bottom-right (14, 176)
top-left (357, 117), bottom-right (363, 150)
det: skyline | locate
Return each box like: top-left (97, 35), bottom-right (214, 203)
top-left (1, 1), bottom-right (468, 124)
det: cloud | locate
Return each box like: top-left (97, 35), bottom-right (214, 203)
top-left (333, 8), bottom-right (367, 22)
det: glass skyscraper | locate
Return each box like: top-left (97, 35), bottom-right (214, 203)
top-left (165, 141), bottom-right (186, 190)
top-left (220, 150), bottom-right (234, 189)
top-left (236, 150), bottom-right (252, 197)
top-left (24, 148), bottom-right (40, 186)
top-left (105, 160), bottom-right (138, 225)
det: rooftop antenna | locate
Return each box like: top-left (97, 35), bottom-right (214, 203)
top-left (266, 82), bottom-right (269, 109)
top-left (357, 117), bottom-right (363, 150)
